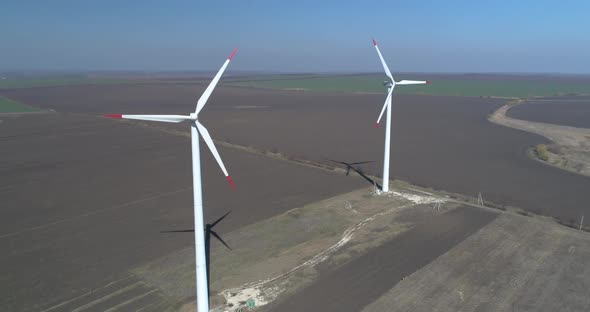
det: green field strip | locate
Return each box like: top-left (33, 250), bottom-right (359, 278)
top-left (0, 78), bottom-right (130, 89)
top-left (0, 96), bottom-right (37, 113)
top-left (229, 75), bottom-right (590, 98)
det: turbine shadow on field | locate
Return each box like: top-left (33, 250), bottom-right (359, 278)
top-left (161, 229), bottom-right (194, 233)
top-left (328, 159), bottom-right (381, 189)
top-left (161, 211), bottom-right (232, 296)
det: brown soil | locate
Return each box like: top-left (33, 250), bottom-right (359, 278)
top-left (3, 84), bottom-right (590, 221)
top-left (0, 112), bottom-right (365, 311)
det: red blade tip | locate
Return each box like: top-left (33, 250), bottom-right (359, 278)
top-left (226, 176), bottom-right (235, 189)
top-left (426, 80), bottom-right (431, 84)
top-left (228, 48), bottom-right (237, 60)
top-left (372, 38), bottom-right (377, 46)
top-left (104, 114), bottom-right (122, 119)
top-left (374, 122), bottom-right (379, 128)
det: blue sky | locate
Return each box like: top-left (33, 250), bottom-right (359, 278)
top-left (1, 0), bottom-right (589, 73)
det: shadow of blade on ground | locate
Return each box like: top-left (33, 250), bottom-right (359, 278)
top-left (328, 159), bottom-right (381, 190)
top-left (160, 211), bottom-right (231, 297)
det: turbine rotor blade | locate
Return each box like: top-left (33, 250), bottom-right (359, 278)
top-left (195, 48), bottom-right (237, 115)
top-left (195, 121), bottom-right (235, 188)
top-left (104, 114), bottom-right (190, 123)
top-left (376, 87), bottom-right (393, 127)
top-left (210, 230), bottom-right (231, 250)
top-left (396, 80), bottom-right (430, 85)
top-left (372, 38), bottom-right (394, 81)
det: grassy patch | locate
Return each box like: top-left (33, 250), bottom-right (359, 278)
top-left (229, 74), bottom-right (590, 97)
top-left (533, 144), bottom-right (550, 161)
top-left (133, 187), bottom-right (424, 308)
top-left (0, 96), bottom-right (37, 113)
top-left (0, 77), bottom-right (130, 89)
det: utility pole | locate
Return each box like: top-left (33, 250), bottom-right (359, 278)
top-left (477, 192), bottom-right (485, 206)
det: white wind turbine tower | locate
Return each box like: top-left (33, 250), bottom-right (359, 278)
top-left (105, 48), bottom-right (237, 312)
top-left (372, 38), bottom-right (430, 193)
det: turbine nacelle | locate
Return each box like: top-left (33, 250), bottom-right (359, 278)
top-left (372, 38), bottom-right (429, 129)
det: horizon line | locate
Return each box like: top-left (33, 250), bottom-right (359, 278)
top-left (1, 70), bottom-right (590, 77)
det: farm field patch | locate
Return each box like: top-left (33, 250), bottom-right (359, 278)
top-left (0, 113), bottom-right (365, 311)
top-left (5, 84), bottom-right (590, 222)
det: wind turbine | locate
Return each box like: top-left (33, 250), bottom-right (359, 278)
top-left (372, 38), bottom-right (430, 193)
top-left (105, 48), bottom-right (237, 312)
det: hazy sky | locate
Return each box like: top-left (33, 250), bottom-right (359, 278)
top-left (2, 0), bottom-right (589, 73)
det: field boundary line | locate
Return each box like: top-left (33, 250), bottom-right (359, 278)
top-left (105, 117), bottom-right (353, 176)
top-left (102, 115), bottom-right (590, 234)
top-left (0, 109), bottom-right (55, 116)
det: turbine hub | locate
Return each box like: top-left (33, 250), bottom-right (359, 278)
top-left (190, 113), bottom-right (198, 120)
